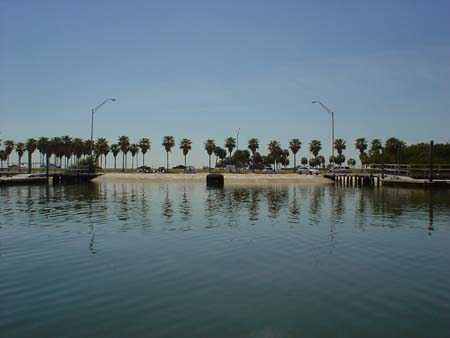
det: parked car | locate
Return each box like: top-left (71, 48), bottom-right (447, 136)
top-left (297, 166), bottom-right (310, 175)
top-left (157, 166), bottom-right (167, 173)
top-left (136, 166), bottom-right (154, 173)
top-left (297, 166), bottom-right (320, 175)
top-left (309, 168), bottom-right (321, 175)
top-left (330, 165), bottom-right (352, 174)
top-left (264, 167), bottom-right (274, 174)
top-left (173, 165), bottom-right (186, 170)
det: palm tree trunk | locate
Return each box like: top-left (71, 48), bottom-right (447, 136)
top-left (294, 154), bottom-right (296, 169)
top-left (114, 156), bottom-right (117, 169)
top-left (28, 152), bottom-right (32, 173)
top-left (104, 155), bottom-right (107, 169)
top-left (166, 152), bottom-right (169, 171)
top-left (209, 155), bottom-right (211, 172)
top-left (142, 153), bottom-right (145, 166)
top-left (122, 153), bottom-right (125, 172)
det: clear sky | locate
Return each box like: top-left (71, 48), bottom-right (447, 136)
top-left (1, 0), bottom-right (449, 167)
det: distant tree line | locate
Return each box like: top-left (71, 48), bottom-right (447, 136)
top-left (0, 136), bottom-right (449, 171)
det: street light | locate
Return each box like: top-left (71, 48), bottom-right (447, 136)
top-left (90, 98), bottom-right (116, 155)
top-left (236, 128), bottom-right (240, 150)
top-left (312, 100), bottom-right (335, 160)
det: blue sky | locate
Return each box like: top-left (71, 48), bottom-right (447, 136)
top-left (1, 0), bottom-right (450, 166)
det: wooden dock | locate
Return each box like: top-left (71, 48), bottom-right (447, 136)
top-left (0, 174), bottom-right (48, 186)
top-left (0, 171), bottom-right (99, 186)
top-left (325, 174), bottom-right (382, 187)
top-left (325, 173), bottom-right (450, 189)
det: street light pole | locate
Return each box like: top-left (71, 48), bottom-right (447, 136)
top-left (90, 98), bottom-right (116, 155)
top-left (312, 100), bottom-right (335, 160)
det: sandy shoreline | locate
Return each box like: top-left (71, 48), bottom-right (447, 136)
top-left (93, 173), bottom-right (333, 185)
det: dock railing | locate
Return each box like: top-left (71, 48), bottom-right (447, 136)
top-left (0, 162), bottom-right (101, 176)
top-left (365, 164), bottom-right (450, 180)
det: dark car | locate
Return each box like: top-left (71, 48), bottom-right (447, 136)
top-left (157, 167), bottom-right (167, 173)
top-left (173, 165), bottom-right (186, 170)
top-left (136, 166), bottom-right (153, 173)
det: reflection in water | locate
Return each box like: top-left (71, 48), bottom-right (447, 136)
top-left (179, 187), bottom-right (192, 222)
top-left (428, 190), bottom-right (434, 235)
top-left (162, 186), bottom-right (174, 224)
top-left (1, 183), bottom-right (449, 238)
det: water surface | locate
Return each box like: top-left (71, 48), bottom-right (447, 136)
top-left (1, 182), bottom-right (449, 337)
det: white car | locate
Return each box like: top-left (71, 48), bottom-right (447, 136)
top-left (297, 166), bottom-right (310, 175)
top-left (308, 168), bottom-right (321, 175)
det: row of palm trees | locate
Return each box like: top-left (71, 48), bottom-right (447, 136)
top-left (0, 135), bottom-right (405, 171)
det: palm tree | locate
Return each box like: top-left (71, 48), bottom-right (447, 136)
top-left (129, 143), bottom-right (139, 169)
top-left (309, 140), bottom-right (322, 158)
top-left (118, 136), bottom-right (130, 172)
top-left (217, 148), bottom-right (227, 169)
top-left (309, 158), bottom-right (318, 168)
top-left (95, 138), bottom-right (109, 168)
top-left (179, 138), bottom-right (192, 170)
top-left (204, 139), bottom-right (216, 172)
top-left (224, 137), bottom-right (236, 161)
top-left (61, 135), bottom-right (72, 168)
top-left (301, 157), bottom-right (308, 166)
top-left (110, 144), bottom-right (120, 169)
top-left (162, 136), bottom-right (175, 171)
top-left (138, 138), bottom-right (151, 167)
top-left (49, 137), bottom-right (62, 167)
top-left (72, 138), bottom-right (84, 164)
top-left (4, 140), bottom-right (14, 167)
top-left (347, 158), bottom-right (356, 167)
top-left (317, 155), bottom-right (325, 168)
top-left (37, 137), bottom-right (49, 166)
top-left (369, 139), bottom-right (382, 156)
top-left (289, 138), bottom-right (302, 169)
top-left (385, 137), bottom-right (406, 164)
top-left (268, 140), bottom-right (282, 171)
top-left (334, 139), bottom-right (346, 156)
top-left (247, 138), bottom-right (259, 156)
top-left (355, 138), bottom-right (368, 166)
top-left (15, 142), bottom-right (26, 170)
top-left (83, 140), bottom-right (94, 159)
top-left (25, 138), bottom-right (37, 173)
top-left (102, 144), bottom-right (110, 169)
top-left (213, 146), bottom-right (221, 167)
top-left (335, 154), bottom-right (346, 165)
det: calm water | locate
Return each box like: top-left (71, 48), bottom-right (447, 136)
top-left (1, 182), bottom-right (449, 338)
